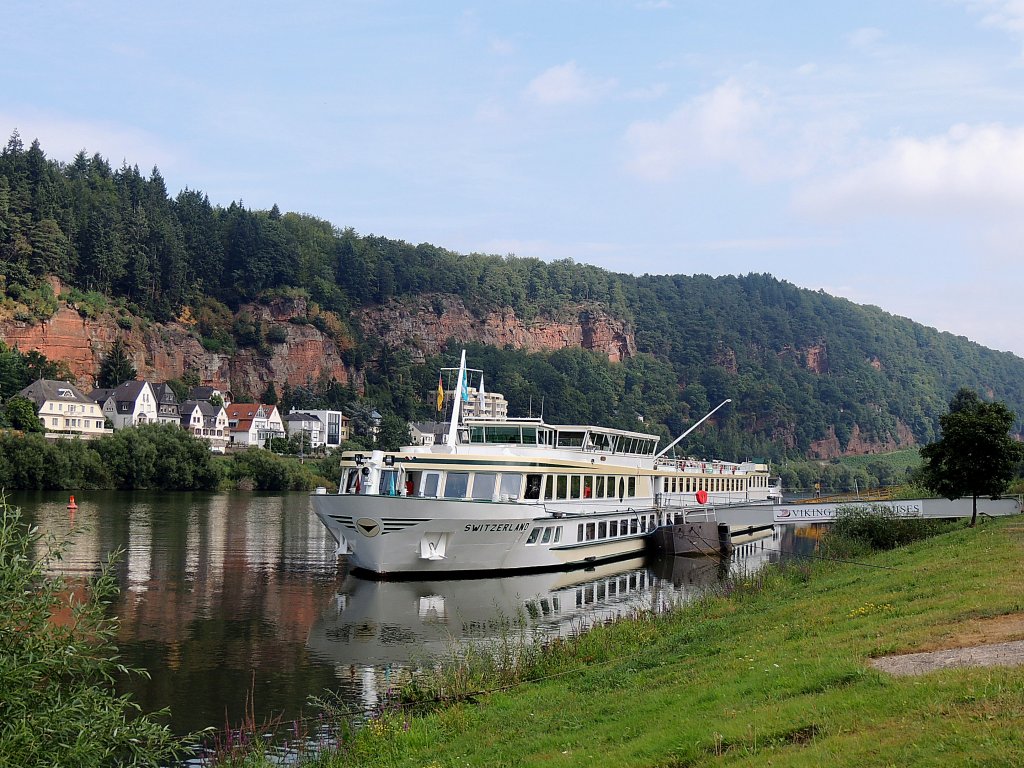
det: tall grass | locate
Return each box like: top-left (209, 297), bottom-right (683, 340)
top-left (0, 495), bottom-right (191, 767)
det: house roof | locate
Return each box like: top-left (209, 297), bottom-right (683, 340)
top-left (188, 386), bottom-right (220, 401)
top-left (179, 399), bottom-right (225, 426)
top-left (225, 403), bottom-right (279, 433)
top-left (150, 382), bottom-right (179, 405)
top-left (226, 403), bottom-right (278, 419)
top-left (410, 421), bottom-right (445, 434)
top-left (284, 412), bottom-right (322, 423)
top-left (90, 380), bottom-right (152, 413)
top-left (89, 387), bottom-right (115, 404)
top-left (18, 379), bottom-right (94, 408)
top-left (180, 399), bottom-right (223, 416)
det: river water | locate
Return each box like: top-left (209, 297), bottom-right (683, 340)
top-left (15, 490), bottom-right (810, 738)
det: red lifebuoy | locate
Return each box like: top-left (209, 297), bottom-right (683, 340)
top-left (696, 489), bottom-right (708, 504)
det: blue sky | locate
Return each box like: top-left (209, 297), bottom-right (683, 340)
top-left (5, 1), bottom-right (1024, 355)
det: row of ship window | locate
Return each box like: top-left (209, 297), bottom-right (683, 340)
top-left (661, 475), bottom-right (749, 493)
top-left (524, 514), bottom-right (658, 546)
top-left (346, 467), bottom-right (753, 500)
top-left (350, 469), bottom-right (647, 501)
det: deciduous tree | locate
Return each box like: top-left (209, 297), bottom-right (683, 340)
top-left (919, 388), bottom-right (1024, 526)
top-left (4, 396), bottom-right (42, 432)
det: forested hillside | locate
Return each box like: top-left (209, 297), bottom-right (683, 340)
top-left (2, 132), bottom-right (1022, 462)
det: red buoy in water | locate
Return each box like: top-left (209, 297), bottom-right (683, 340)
top-left (67, 495), bottom-right (78, 510)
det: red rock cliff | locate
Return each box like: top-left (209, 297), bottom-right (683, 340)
top-left (1, 302), bottom-right (352, 395)
top-left (1, 293), bottom-right (634, 392)
top-left (355, 295), bottom-right (636, 362)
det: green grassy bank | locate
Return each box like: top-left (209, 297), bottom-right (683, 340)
top-left (299, 517), bottom-right (1024, 768)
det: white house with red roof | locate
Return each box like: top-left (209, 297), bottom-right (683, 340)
top-left (225, 403), bottom-right (285, 448)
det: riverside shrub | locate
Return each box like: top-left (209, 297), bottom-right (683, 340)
top-left (824, 503), bottom-right (959, 558)
top-left (0, 497), bottom-right (189, 766)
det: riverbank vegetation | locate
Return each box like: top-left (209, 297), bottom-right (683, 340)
top-left (0, 426), bottom-right (335, 492)
top-left (0, 497), bottom-right (188, 766)
top-left (283, 515), bottom-right (1024, 767)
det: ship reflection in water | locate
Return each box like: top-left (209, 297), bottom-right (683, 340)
top-left (307, 533), bottom-right (782, 714)
top-left (16, 490), bottom-right (800, 737)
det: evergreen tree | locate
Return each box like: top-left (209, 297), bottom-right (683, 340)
top-left (97, 338), bottom-right (137, 387)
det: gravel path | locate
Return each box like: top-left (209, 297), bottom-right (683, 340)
top-left (870, 640), bottom-right (1024, 676)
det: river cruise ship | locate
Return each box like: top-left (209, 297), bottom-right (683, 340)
top-left (311, 352), bottom-right (781, 575)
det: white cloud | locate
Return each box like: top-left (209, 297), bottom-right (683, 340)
top-left (961, 1), bottom-right (1024, 57)
top-left (490, 37), bottom-right (515, 56)
top-left (623, 80), bottom-right (769, 181)
top-left (524, 61), bottom-right (613, 105)
top-left (797, 123), bottom-right (1024, 217)
top-left (963, 0), bottom-right (1024, 35)
top-left (847, 26), bottom-right (886, 50)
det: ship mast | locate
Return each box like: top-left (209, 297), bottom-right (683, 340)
top-left (444, 349), bottom-right (468, 446)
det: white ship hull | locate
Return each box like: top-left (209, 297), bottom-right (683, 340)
top-left (311, 494), bottom-right (652, 575)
